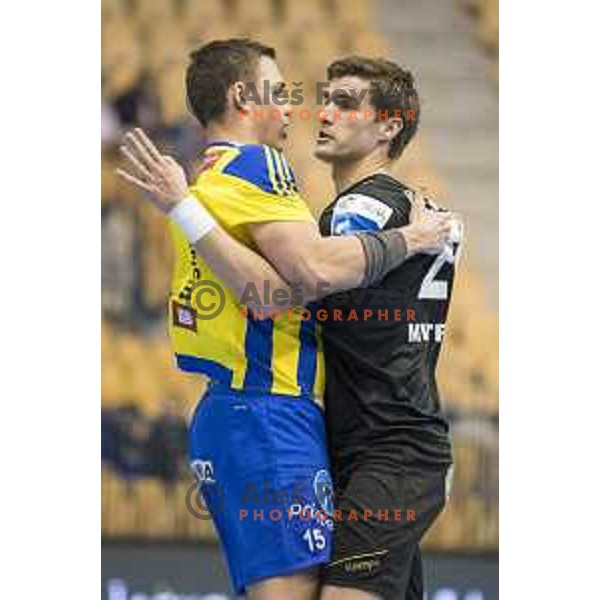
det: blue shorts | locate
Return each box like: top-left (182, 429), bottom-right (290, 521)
top-left (188, 385), bottom-right (333, 596)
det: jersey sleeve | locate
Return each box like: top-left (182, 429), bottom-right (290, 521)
top-left (189, 144), bottom-right (314, 229)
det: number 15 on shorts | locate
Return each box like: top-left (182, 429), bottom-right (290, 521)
top-left (303, 528), bottom-right (327, 552)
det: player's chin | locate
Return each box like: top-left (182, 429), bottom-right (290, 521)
top-left (313, 145), bottom-right (337, 162)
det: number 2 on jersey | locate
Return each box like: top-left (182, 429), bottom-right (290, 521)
top-left (418, 243), bottom-right (461, 300)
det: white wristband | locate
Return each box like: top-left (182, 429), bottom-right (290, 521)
top-left (168, 196), bottom-right (216, 243)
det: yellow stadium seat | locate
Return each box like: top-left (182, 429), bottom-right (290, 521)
top-left (138, 207), bottom-right (174, 309)
top-left (136, 479), bottom-right (178, 537)
top-left (334, 0), bottom-right (372, 28)
top-left (478, 0), bottom-right (499, 55)
top-left (341, 30), bottom-right (388, 57)
top-left (102, 22), bottom-right (142, 99)
top-left (487, 502), bottom-right (499, 547)
top-left (102, 0), bottom-right (126, 19)
top-left (101, 467), bottom-right (117, 535)
top-left (154, 61), bottom-right (190, 125)
top-left (425, 498), bottom-right (464, 550)
top-left (101, 161), bottom-right (119, 203)
top-left (142, 20), bottom-right (190, 75)
top-left (464, 495), bottom-right (489, 548)
top-left (180, 0), bottom-right (228, 24)
top-left (235, 0), bottom-right (275, 29)
top-left (285, 0), bottom-right (326, 31)
top-left (132, 0), bottom-right (175, 27)
top-left (173, 480), bottom-right (195, 538)
top-left (104, 477), bottom-right (139, 536)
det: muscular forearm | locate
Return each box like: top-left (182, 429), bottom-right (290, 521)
top-left (299, 221), bottom-right (446, 297)
top-left (297, 235), bottom-right (366, 299)
top-left (291, 228), bottom-right (415, 299)
top-left (194, 227), bottom-right (298, 313)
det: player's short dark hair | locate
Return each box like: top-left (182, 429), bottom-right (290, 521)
top-left (327, 56), bottom-right (420, 159)
top-left (186, 38), bottom-right (276, 126)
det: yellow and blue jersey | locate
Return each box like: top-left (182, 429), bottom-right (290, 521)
top-left (168, 142), bottom-right (325, 399)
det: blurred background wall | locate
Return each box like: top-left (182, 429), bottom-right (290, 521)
top-left (101, 0), bottom-right (498, 596)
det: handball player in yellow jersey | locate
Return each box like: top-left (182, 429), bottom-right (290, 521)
top-left (119, 39), bottom-right (452, 600)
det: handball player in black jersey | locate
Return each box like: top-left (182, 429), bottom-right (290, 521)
top-left (314, 58), bottom-right (461, 600)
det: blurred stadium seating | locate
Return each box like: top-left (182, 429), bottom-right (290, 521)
top-left (101, 0), bottom-right (498, 551)
top-left (460, 0), bottom-right (499, 86)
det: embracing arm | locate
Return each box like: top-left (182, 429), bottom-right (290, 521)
top-left (248, 205), bottom-right (451, 302)
top-left (188, 198), bottom-right (443, 309)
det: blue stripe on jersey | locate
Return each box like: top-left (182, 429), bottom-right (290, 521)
top-left (296, 304), bottom-right (318, 395)
top-left (221, 144), bottom-right (277, 194)
top-left (243, 313), bottom-right (274, 391)
top-left (175, 354), bottom-right (233, 386)
top-left (331, 212), bottom-right (382, 235)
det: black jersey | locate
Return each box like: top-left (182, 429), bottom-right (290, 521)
top-left (318, 174), bottom-right (459, 473)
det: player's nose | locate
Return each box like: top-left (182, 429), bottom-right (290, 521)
top-left (321, 101), bottom-right (336, 125)
top-left (281, 102), bottom-right (293, 122)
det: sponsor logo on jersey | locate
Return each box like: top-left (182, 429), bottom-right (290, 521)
top-left (331, 193), bottom-right (393, 235)
top-left (172, 300), bottom-right (197, 332)
top-left (408, 322), bottom-right (447, 343)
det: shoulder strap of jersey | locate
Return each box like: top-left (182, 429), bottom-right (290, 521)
top-left (216, 144), bottom-right (299, 197)
top-left (190, 143), bottom-right (312, 229)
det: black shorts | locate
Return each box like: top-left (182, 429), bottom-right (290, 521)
top-left (323, 461), bottom-right (451, 599)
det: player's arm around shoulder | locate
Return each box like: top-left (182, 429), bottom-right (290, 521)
top-left (247, 188), bottom-right (459, 302)
top-left (248, 220), bottom-right (366, 301)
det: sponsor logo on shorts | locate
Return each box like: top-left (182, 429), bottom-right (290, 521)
top-left (314, 469), bottom-right (334, 516)
top-left (187, 460), bottom-right (224, 521)
top-left (190, 459), bottom-right (215, 483)
top-left (329, 549), bottom-right (389, 577)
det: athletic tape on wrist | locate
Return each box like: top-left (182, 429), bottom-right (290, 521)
top-left (168, 196), bottom-right (216, 243)
top-left (357, 230), bottom-right (408, 287)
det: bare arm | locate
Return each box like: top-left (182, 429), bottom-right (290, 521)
top-left (249, 220), bottom-right (364, 301)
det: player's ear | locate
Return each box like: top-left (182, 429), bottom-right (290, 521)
top-left (378, 116), bottom-right (403, 144)
top-left (231, 82), bottom-right (249, 115)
